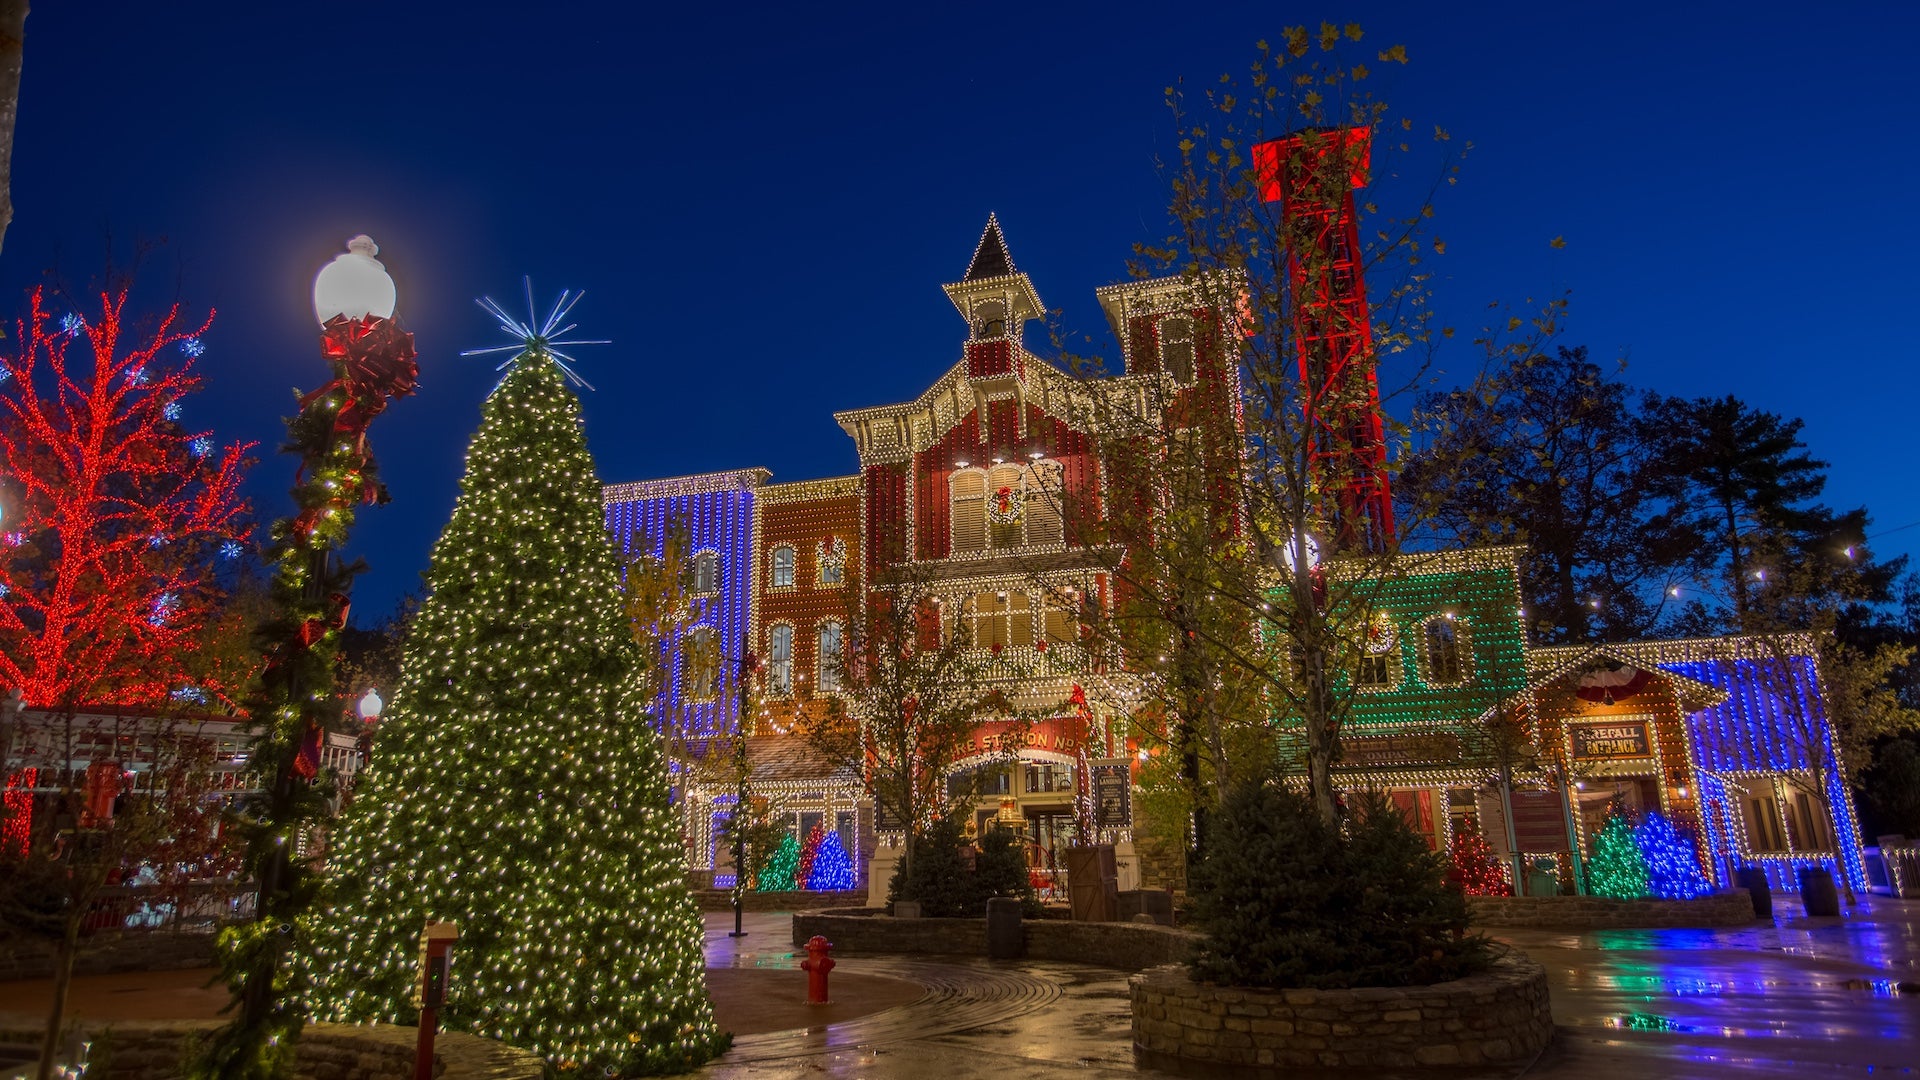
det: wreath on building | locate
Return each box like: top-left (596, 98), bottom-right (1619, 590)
top-left (987, 485), bottom-right (1024, 526)
top-left (1364, 613), bottom-right (1398, 655)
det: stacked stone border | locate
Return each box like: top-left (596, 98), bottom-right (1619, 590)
top-left (1466, 889), bottom-right (1756, 930)
top-left (1130, 955), bottom-right (1553, 1072)
top-left (693, 889), bottom-right (871, 913)
top-left (0, 1020), bottom-right (544, 1080)
top-left (796, 909), bottom-right (1553, 1074)
top-left (791, 908), bottom-right (1197, 970)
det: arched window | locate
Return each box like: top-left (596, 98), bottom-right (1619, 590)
top-left (1160, 315), bottom-right (1196, 384)
top-left (1355, 614), bottom-right (1400, 691)
top-left (767, 623), bottom-right (794, 695)
top-left (770, 545), bottom-right (795, 589)
top-left (950, 469), bottom-right (987, 554)
top-left (692, 550), bottom-right (719, 595)
top-left (1024, 459), bottom-right (1064, 545)
top-left (1423, 617), bottom-right (1468, 685)
top-left (974, 300), bottom-right (1008, 339)
top-left (987, 462), bottom-right (1025, 550)
top-left (686, 626), bottom-right (718, 701)
top-left (816, 620), bottom-right (845, 692)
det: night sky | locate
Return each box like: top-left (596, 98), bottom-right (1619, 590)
top-left (5, 2), bottom-right (1916, 620)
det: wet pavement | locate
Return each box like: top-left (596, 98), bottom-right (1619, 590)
top-left (699, 899), bottom-right (1920, 1079)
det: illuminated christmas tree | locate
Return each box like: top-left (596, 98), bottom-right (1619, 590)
top-left (1635, 812), bottom-right (1712, 899)
top-left (297, 327), bottom-right (727, 1074)
top-left (756, 831), bottom-right (800, 892)
top-left (796, 825), bottom-right (825, 887)
top-left (1587, 812), bottom-right (1651, 899)
top-left (1445, 827), bottom-right (1511, 897)
top-left (805, 830), bottom-right (857, 891)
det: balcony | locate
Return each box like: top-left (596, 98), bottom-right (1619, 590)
top-left (968, 641), bottom-right (1093, 682)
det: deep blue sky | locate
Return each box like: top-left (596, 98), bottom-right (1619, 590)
top-left (5, 2), bottom-right (1916, 620)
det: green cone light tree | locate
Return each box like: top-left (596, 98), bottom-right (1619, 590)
top-left (298, 309), bottom-right (727, 1076)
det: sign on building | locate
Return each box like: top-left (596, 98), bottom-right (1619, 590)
top-left (1091, 759), bottom-right (1132, 829)
top-left (1570, 721), bottom-right (1651, 761)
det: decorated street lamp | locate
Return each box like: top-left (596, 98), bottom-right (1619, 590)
top-left (357, 686), bottom-right (384, 724)
top-left (201, 236), bottom-right (420, 1079)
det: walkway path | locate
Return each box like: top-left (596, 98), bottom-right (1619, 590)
top-left (700, 900), bottom-right (1920, 1080)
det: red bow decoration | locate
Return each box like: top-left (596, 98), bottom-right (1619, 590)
top-left (291, 722), bottom-right (324, 780)
top-left (293, 592), bottom-right (352, 649)
top-left (320, 314), bottom-right (419, 401)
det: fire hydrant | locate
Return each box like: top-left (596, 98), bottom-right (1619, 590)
top-left (800, 935), bottom-right (835, 1004)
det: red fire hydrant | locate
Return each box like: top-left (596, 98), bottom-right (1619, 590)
top-left (800, 935), bottom-right (835, 1004)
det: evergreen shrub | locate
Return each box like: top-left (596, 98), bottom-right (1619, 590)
top-left (887, 819), bottom-right (1040, 917)
top-left (1189, 782), bottom-right (1488, 989)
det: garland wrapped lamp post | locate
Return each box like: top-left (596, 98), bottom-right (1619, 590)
top-left (197, 236), bottom-right (418, 1080)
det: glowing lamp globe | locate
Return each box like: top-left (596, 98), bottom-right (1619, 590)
top-left (1278, 532), bottom-right (1321, 574)
top-left (357, 687), bottom-right (383, 723)
top-left (313, 235), bottom-right (397, 327)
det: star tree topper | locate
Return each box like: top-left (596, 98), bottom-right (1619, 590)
top-left (460, 277), bottom-right (609, 389)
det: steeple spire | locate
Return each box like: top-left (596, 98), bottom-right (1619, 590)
top-left (963, 213), bottom-right (1017, 281)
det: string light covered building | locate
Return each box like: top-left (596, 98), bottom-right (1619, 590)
top-left (604, 208), bottom-right (1865, 897)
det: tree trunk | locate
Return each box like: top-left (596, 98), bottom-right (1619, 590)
top-left (1303, 644), bottom-right (1338, 826)
top-left (0, 0), bottom-right (25, 257)
top-left (35, 910), bottom-right (78, 1080)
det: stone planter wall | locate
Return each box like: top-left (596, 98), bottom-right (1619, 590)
top-left (0, 1021), bottom-right (543, 1080)
top-left (1467, 889), bottom-right (1756, 929)
top-left (0, 931), bottom-right (217, 982)
top-left (691, 889), bottom-right (870, 913)
top-left (790, 909), bottom-right (1199, 970)
top-left (1129, 955), bottom-right (1553, 1072)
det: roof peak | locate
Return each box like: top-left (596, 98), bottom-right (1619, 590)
top-left (963, 213), bottom-right (1016, 281)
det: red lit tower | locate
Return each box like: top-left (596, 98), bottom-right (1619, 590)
top-left (1254, 127), bottom-right (1393, 554)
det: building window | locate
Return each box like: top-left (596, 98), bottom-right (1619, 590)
top-left (1025, 459), bottom-right (1064, 545)
top-left (770, 545), bottom-right (795, 589)
top-left (986, 462), bottom-right (1024, 550)
top-left (817, 537), bottom-right (847, 587)
top-left (1040, 584), bottom-right (1079, 646)
top-left (968, 590), bottom-right (1033, 650)
top-left (1356, 652), bottom-right (1395, 688)
top-left (768, 624), bottom-right (793, 696)
top-left (686, 626), bottom-right (718, 701)
top-left (1025, 762), bottom-right (1073, 794)
top-left (1355, 614), bottom-right (1400, 691)
top-left (1423, 617), bottom-right (1468, 685)
top-left (817, 620), bottom-right (845, 692)
top-left (951, 469), bottom-right (987, 555)
top-left (692, 550), bottom-right (719, 595)
top-left (1160, 315), bottom-right (1196, 384)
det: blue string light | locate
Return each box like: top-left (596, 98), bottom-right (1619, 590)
top-left (805, 829), bottom-right (858, 890)
top-left (1634, 811), bottom-right (1713, 899)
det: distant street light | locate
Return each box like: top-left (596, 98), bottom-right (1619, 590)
top-left (357, 688), bottom-right (384, 724)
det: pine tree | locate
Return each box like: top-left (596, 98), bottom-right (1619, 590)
top-left (795, 825), bottom-right (824, 889)
top-left (1633, 812), bottom-right (1712, 899)
top-left (1445, 827), bottom-right (1512, 897)
top-left (756, 832), bottom-right (799, 892)
top-left (804, 830), bottom-right (857, 891)
top-left (1587, 812), bottom-right (1650, 899)
top-left (297, 350), bottom-right (727, 1075)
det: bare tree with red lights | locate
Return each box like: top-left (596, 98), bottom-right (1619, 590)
top-left (0, 281), bottom-right (250, 1080)
top-left (0, 283), bottom-right (252, 713)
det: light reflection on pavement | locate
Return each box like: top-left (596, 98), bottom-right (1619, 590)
top-left (697, 899), bottom-right (1920, 1080)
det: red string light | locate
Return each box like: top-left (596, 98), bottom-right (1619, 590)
top-left (0, 285), bottom-right (253, 708)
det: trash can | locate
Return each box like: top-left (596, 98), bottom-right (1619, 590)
top-left (1798, 866), bottom-right (1841, 917)
top-left (1736, 866), bottom-right (1772, 919)
top-left (985, 896), bottom-right (1025, 959)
